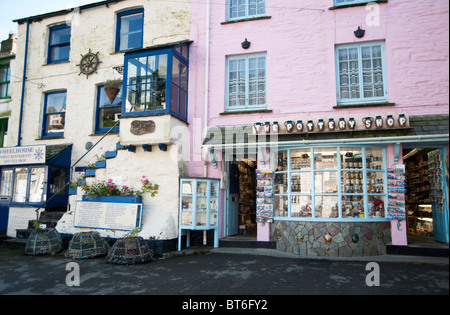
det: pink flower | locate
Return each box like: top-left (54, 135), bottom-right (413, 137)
top-left (122, 185), bottom-right (128, 189)
top-left (108, 179), bottom-right (113, 183)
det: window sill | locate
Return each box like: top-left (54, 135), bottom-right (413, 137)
top-left (333, 102), bottom-right (395, 109)
top-left (220, 109), bottom-right (272, 115)
top-left (221, 16), bottom-right (271, 25)
top-left (44, 60), bottom-right (70, 66)
top-left (35, 136), bottom-right (65, 140)
top-left (329, 0), bottom-right (388, 10)
top-left (89, 131), bottom-right (119, 137)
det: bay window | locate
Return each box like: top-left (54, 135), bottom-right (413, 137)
top-left (274, 146), bottom-right (387, 221)
top-left (122, 42), bottom-right (189, 122)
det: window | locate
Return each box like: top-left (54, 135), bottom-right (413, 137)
top-left (116, 9), bottom-right (144, 52)
top-left (122, 43), bottom-right (189, 121)
top-left (336, 42), bottom-right (387, 105)
top-left (228, 0), bottom-right (266, 20)
top-left (43, 91), bottom-right (67, 137)
top-left (7, 167), bottom-right (47, 204)
top-left (0, 63), bottom-right (11, 98)
top-left (334, 0), bottom-right (373, 6)
top-left (274, 147), bottom-right (387, 221)
top-left (96, 85), bottom-right (122, 133)
top-left (226, 54), bottom-right (266, 111)
top-left (48, 24), bottom-right (71, 64)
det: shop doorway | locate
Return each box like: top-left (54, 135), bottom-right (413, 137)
top-left (403, 147), bottom-right (449, 244)
top-left (225, 158), bottom-right (257, 239)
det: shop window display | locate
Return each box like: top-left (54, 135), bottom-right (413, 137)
top-left (273, 146), bottom-right (387, 221)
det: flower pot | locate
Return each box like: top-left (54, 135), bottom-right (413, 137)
top-left (82, 195), bottom-right (142, 203)
top-left (106, 237), bottom-right (154, 265)
top-left (25, 228), bottom-right (63, 256)
top-left (69, 187), bottom-right (78, 195)
top-left (95, 160), bottom-right (106, 168)
top-left (85, 168), bottom-right (96, 177)
top-left (104, 86), bottom-right (120, 103)
top-left (66, 231), bottom-right (109, 259)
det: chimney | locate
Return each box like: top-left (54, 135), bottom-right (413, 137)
top-left (1, 33), bottom-right (17, 55)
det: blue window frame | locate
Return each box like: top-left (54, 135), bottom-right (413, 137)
top-left (335, 42), bottom-right (388, 105)
top-left (48, 24), bottom-right (71, 64)
top-left (122, 43), bottom-right (190, 122)
top-left (116, 9), bottom-right (144, 52)
top-left (96, 85), bottom-right (122, 133)
top-left (274, 146), bottom-right (388, 222)
top-left (228, 0), bottom-right (266, 21)
top-left (43, 91), bottom-right (67, 138)
top-left (226, 53), bottom-right (266, 111)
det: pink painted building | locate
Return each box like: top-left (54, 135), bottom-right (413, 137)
top-left (184, 0), bottom-right (449, 256)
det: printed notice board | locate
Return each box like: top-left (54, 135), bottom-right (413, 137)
top-left (74, 201), bottom-right (143, 231)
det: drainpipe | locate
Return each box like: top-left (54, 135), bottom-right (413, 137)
top-left (17, 19), bottom-right (30, 147)
top-left (203, 0), bottom-right (210, 178)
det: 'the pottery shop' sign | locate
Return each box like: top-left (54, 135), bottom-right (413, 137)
top-left (253, 113), bottom-right (410, 134)
top-left (0, 145), bottom-right (46, 166)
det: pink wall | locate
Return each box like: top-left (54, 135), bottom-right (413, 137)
top-left (191, 0), bottom-right (449, 131)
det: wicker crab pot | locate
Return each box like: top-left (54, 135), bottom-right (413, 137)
top-left (106, 237), bottom-right (154, 265)
top-left (66, 231), bottom-right (110, 259)
top-left (25, 228), bottom-right (63, 256)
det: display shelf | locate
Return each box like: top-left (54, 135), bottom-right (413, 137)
top-left (178, 178), bottom-right (220, 251)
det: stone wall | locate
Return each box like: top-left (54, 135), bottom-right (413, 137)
top-left (270, 221), bottom-right (391, 257)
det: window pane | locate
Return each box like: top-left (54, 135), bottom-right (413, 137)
top-left (291, 172), bottom-right (312, 193)
top-left (0, 169), bottom-right (13, 196)
top-left (290, 149), bottom-right (311, 170)
top-left (29, 168), bottom-right (45, 203)
top-left (342, 171), bottom-right (364, 193)
top-left (314, 171), bottom-right (338, 193)
top-left (51, 27), bottom-right (71, 45)
top-left (368, 195), bottom-right (386, 218)
top-left (342, 195), bottom-right (364, 218)
top-left (46, 113), bottom-right (65, 133)
top-left (99, 107), bottom-right (121, 129)
top-left (125, 54), bottom-right (168, 112)
top-left (291, 195), bottom-right (312, 218)
top-left (314, 148), bottom-right (337, 169)
top-left (119, 12), bottom-right (143, 51)
top-left (274, 195), bottom-right (288, 217)
top-left (46, 92), bottom-right (67, 113)
top-left (13, 168), bottom-right (28, 203)
top-left (341, 147), bottom-right (363, 169)
top-left (315, 196), bottom-right (339, 218)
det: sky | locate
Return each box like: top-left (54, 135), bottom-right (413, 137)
top-left (0, 0), bottom-right (105, 40)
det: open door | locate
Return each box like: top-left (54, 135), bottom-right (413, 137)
top-left (226, 161), bottom-right (239, 236)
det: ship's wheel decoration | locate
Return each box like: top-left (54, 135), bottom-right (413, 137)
top-left (77, 49), bottom-right (101, 78)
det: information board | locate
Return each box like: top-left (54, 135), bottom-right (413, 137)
top-left (74, 201), bottom-right (143, 231)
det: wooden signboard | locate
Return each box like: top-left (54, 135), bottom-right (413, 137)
top-left (74, 201), bottom-right (143, 231)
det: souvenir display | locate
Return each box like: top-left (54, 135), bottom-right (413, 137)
top-left (387, 164), bottom-right (406, 220)
top-left (256, 169), bottom-right (274, 225)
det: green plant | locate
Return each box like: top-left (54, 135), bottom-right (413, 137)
top-left (104, 79), bottom-right (122, 89)
top-left (82, 177), bottom-right (159, 199)
top-left (124, 227), bottom-right (140, 238)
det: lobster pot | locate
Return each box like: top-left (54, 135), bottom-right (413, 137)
top-left (25, 229), bottom-right (63, 256)
top-left (106, 237), bottom-right (154, 265)
top-left (66, 231), bottom-right (109, 259)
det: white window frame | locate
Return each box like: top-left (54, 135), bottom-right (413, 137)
top-left (334, 0), bottom-right (373, 6)
top-left (227, 0), bottom-right (266, 21)
top-left (226, 53), bottom-right (267, 111)
top-left (335, 42), bottom-right (388, 105)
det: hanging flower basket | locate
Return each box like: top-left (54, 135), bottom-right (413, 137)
top-left (25, 228), bottom-right (63, 256)
top-left (106, 237), bottom-right (154, 265)
top-left (104, 79), bottom-right (122, 103)
top-left (66, 231), bottom-right (110, 259)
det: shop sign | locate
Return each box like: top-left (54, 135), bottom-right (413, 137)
top-left (253, 113), bottom-right (409, 134)
top-left (0, 145), bottom-right (46, 166)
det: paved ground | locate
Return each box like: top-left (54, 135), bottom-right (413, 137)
top-left (0, 244), bottom-right (448, 297)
